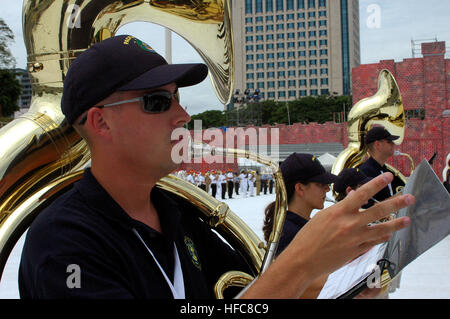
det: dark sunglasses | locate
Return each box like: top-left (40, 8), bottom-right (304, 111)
top-left (78, 89), bottom-right (180, 125)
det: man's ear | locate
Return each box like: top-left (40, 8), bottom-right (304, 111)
top-left (86, 107), bottom-right (112, 140)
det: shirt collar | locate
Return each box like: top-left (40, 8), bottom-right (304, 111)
top-left (286, 210), bottom-right (309, 228)
top-left (75, 168), bottom-right (182, 238)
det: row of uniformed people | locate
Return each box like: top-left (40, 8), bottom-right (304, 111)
top-left (175, 169), bottom-right (275, 199)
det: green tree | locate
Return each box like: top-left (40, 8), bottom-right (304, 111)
top-left (188, 110), bottom-right (226, 130)
top-left (0, 18), bottom-right (16, 69)
top-left (0, 69), bottom-right (21, 117)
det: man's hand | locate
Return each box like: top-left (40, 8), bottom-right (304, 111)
top-left (243, 172), bottom-right (413, 299)
top-left (289, 172), bottom-right (413, 282)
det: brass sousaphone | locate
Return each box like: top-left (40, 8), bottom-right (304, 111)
top-left (0, 0), bottom-right (287, 298)
top-left (331, 69), bottom-right (409, 191)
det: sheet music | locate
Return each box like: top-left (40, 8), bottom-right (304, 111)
top-left (318, 160), bottom-right (450, 299)
top-left (317, 243), bottom-right (387, 299)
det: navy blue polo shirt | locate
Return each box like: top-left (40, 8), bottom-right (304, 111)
top-left (359, 157), bottom-right (404, 206)
top-left (276, 211), bottom-right (309, 256)
top-left (19, 169), bottom-right (248, 299)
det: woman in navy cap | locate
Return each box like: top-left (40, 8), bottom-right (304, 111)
top-left (263, 153), bottom-right (337, 298)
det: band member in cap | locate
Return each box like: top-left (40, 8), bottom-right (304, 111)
top-left (334, 168), bottom-right (372, 202)
top-left (359, 126), bottom-right (403, 206)
top-left (19, 35), bottom-right (413, 299)
top-left (263, 153), bottom-right (337, 256)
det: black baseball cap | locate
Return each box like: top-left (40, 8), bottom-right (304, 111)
top-left (280, 153), bottom-right (337, 185)
top-left (62, 35), bottom-right (208, 125)
top-left (333, 168), bottom-right (372, 194)
top-left (365, 126), bottom-right (400, 144)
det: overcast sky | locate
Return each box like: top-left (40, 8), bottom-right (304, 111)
top-left (2, 0), bottom-right (450, 115)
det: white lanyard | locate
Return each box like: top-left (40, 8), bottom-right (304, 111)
top-left (132, 229), bottom-right (185, 299)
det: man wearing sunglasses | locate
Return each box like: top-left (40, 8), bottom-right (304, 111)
top-left (19, 35), bottom-right (414, 299)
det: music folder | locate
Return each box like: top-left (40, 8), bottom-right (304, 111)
top-left (318, 160), bottom-right (450, 299)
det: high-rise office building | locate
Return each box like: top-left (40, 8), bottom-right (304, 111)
top-left (231, 0), bottom-right (360, 105)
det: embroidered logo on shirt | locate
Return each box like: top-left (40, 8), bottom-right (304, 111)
top-left (184, 236), bottom-right (201, 270)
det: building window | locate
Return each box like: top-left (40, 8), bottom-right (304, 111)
top-left (319, 10), bottom-right (327, 17)
top-left (320, 49), bottom-right (328, 55)
top-left (266, 0), bottom-right (274, 12)
top-left (309, 50), bottom-right (317, 56)
top-left (247, 83), bottom-right (255, 89)
top-left (256, 16), bottom-right (264, 23)
top-left (246, 54), bottom-right (254, 61)
top-left (319, 0), bottom-right (326, 8)
top-left (288, 80), bottom-right (296, 87)
top-left (257, 63), bottom-right (264, 69)
top-left (287, 0), bottom-right (294, 10)
top-left (268, 92), bottom-right (275, 98)
top-left (308, 21), bottom-right (316, 28)
top-left (299, 69), bottom-right (306, 76)
top-left (246, 73), bottom-right (254, 80)
top-left (277, 61), bottom-right (286, 68)
top-left (320, 58), bottom-right (328, 65)
top-left (288, 60), bottom-right (296, 67)
top-left (245, 26), bottom-right (253, 33)
top-left (320, 68), bottom-right (328, 74)
top-left (277, 71), bottom-right (286, 77)
top-left (405, 109), bottom-right (426, 120)
top-left (276, 24), bottom-right (284, 30)
top-left (278, 80), bottom-right (286, 87)
top-left (277, 43), bottom-right (285, 49)
top-left (310, 89), bottom-right (318, 96)
top-left (266, 24), bottom-right (274, 31)
top-left (310, 79), bottom-right (318, 86)
top-left (287, 13), bottom-right (295, 20)
top-left (256, 35), bottom-right (264, 41)
top-left (321, 89), bottom-right (329, 95)
top-left (266, 15), bottom-right (274, 21)
top-left (319, 30), bottom-right (327, 37)
top-left (267, 62), bottom-right (275, 68)
top-left (297, 0), bottom-right (305, 9)
top-left (277, 52), bottom-right (285, 59)
top-left (308, 0), bottom-right (315, 9)
top-left (299, 90), bottom-right (307, 96)
top-left (310, 69), bottom-right (317, 75)
top-left (266, 34), bottom-right (274, 40)
top-left (245, 0), bottom-right (253, 14)
top-left (268, 81), bottom-right (275, 88)
top-left (267, 72), bottom-right (275, 78)
top-left (278, 91), bottom-right (286, 98)
top-left (246, 64), bottom-right (254, 70)
top-left (289, 90), bottom-right (297, 97)
top-left (298, 60), bottom-right (306, 66)
top-left (276, 0), bottom-right (284, 11)
top-left (288, 70), bottom-right (296, 77)
top-left (319, 20), bottom-right (327, 27)
top-left (277, 33), bottom-right (285, 40)
top-left (299, 79), bottom-right (307, 86)
top-left (298, 31), bottom-right (306, 38)
top-left (297, 22), bottom-right (306, 28)
top-left (298, 41), bottom-right (306, 47)
top-left (245, 36), bottom-right (254, 42)
top-left (245, 17), bottom-right (253, 24)
top-left (320, 78), bottom-right (328, 85)
top-left (267, 53), bottom-right (275, 59)
top-left (256, 0), bottom-right (263, 13)
top-left (308, 12), bottom-right (316, 18)
top-left (256, 44), bottom-right (264, 50)
top-left (256, 25), bottom-right (264, 32)
top-left (256, 54), bottom-right (264, 60)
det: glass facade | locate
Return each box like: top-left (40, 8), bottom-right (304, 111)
top-left (235, 0), bottom-right (357, 101)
